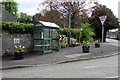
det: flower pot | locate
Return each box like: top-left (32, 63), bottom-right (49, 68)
top-left (14, 52), bottom-right (24, 60)
top-left (82, 46), bottom-right (90, 53)
top-left (95, 44), bottom-right (100, 48)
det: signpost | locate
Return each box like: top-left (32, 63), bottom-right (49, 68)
top-left (14, 38), bottom-right (20, 44)
top-left (99, 15), bottom-right (108, 53)
top-left (59, 35), bottom-right (66, 41)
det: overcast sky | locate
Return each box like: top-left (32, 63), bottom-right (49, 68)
top-left (2, 0), bottom-right (120, 18)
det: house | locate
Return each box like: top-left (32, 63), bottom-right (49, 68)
top-left (0, 3), bottom-right (18, 22)
top-left (107, 28), bottom-right (119, 39)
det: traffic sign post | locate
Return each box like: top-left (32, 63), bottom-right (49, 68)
top-left (59, 35), bottom-right (66, 41)
top-left (101, 26), bottom-right (104, 53)
top-left (99, 15), bottom-right (108, 53)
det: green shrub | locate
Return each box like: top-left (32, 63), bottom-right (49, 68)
top-left (70, 29), bottom-right (80, 40)
top-left (1, 22), bottom-right (34, 34)
top-left (59, 28), bottom-right (80, 40)
top-left (81, 23), bottom-right (95, 41)
top-left (59, 28), bottom-right (71, 36)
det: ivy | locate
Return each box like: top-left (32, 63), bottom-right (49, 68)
top-left (59, 28), bottom-right (80, 40)
top-left (1, 22), bottom-right (34, 34)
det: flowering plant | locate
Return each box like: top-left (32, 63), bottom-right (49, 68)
top-left (94, 40), bottom-right (100, 44)
top-left (82, 41), bottom-right (91, 47)
top-left (15, 45), bottom-right (25, 52)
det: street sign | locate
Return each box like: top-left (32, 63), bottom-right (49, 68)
top-left (59, 35), bottom-right (66, 41)
top-left (99, 15), bottom-right (108, 26)
top-left (14, 38), bottom-right (20, 44)
top-left (98, 15), bottom-right (108, 53)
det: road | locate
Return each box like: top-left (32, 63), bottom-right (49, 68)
top-left (106, 38), bottom-right (119, 47)
top-left (2, 55), bottom-right (119, 78)
top-left (2, 38), bottom-right (119, 78)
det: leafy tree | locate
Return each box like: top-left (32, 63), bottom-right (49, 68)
top-left (90, 4), bottom-right (119, 41)
top-left (33, 10), bottom-right (67, 28)
top-left (39, 0), bottom-right (96, 28)
top-left (19, 12), bottom-right (32, 23)
top-left (2, 0), bottom-right (18, 17)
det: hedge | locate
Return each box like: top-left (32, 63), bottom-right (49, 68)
top-left (59, 28), bottom-right (80, 40)
top-left (1, 22), bottom-right (81, 40)
top-left (1, 22), bottom-right (34, 34)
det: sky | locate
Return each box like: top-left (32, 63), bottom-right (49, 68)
top-left (2, 0), bottom-right (120, 18)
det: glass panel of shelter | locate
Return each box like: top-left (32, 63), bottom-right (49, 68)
top-left (33, 26), bottom-right (42, 51)
top-left (43, 28), bottom-right (52, 51)
top-left (33, 25), bottom-right (59, 52)
top-left (51, 29), bottom-right (59, 50)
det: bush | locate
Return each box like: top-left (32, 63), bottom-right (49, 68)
top-left (81, 23), bottom-right (95, 41)
top-left (59, 28), bottom-right (80, 40)
top-left (1, 22), bottom-right (34, 34)
top-left (59, 28), bottom-right (71, 36)
top-left (71, 29), bottom-right (80, 40)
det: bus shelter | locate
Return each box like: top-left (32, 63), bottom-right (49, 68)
top-left (33, 21), bottom-right (60, 53)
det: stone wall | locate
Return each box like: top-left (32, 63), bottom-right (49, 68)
top-left (2, 31), bottom-right (32, 55)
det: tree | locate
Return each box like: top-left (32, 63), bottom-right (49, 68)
top-left (19, 12), bottom-right (32, 23)
top-left (89, 4), bottom-right (119, 41)
top-left (37, 0), bottom-right (97, 45)
top-left (39, 0), bottom-right (96, 28)
top-left (33, 10), bottom-right (67, 28)
top-left (2, 0), bottom-right (18, 17)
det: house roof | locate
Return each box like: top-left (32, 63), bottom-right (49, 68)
top-left (109, 28), bottom-right (118, 32)
top-left (38, 21), bottom-right (60, 29)
top-left (0, 4), bottom-right (18, 22)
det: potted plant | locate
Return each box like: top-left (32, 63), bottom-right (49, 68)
top-left (81, 23), bottom-right (95, 53)
top-left (14, 45), bottom-right (25, 60)
top-left (94, 40), bottom-right (100, 48)
top-left (82, 41), bottom-right (91, 53)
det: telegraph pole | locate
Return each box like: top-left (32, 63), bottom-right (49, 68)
top-left (68, 3), bottom-right (72, 45)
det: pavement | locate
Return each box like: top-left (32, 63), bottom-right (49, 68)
top-left (1, 38), bottom-right (120, 70)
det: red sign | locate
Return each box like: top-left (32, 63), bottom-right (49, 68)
top-left (99, 15), bottom-right (108, 27)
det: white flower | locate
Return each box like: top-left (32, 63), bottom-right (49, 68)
top-left (19, 45), bottom-right (22, 48)
top-left (22, 46), bottom-right (25, 48)
top-left (15, 45), bottom-right (17, 48)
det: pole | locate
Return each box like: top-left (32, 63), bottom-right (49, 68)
top-left (68, 4), bottom-right (71, 45)
top-left (79, 28), bottom-right (82, 44)
top-left (101, 26), bottom-right (104, 53)
top-left (69, 9), bottom-right (71, 28)
top-left (79, 29), bottom-right (81, 44)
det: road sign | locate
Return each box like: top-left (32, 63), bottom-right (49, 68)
top-left (99, 15), bottom-right (108, 26)
top-left (98, 15), bottom-right (108, 53)
top-left (14, 38), bottom-right (20, 44)
top-left (59, 35), bottom-right (66, 41)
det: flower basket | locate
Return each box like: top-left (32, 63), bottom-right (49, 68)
top-left (82, 46), bottom-right (90, 53)
top-left (82, 41), bottom-right (91, 53)
top-left (14, 45), bottom-right (25, 60)
top-left (95, 44), bottom-right (100, 48)
top-left (14, 52), bottom-right (24, 60)
top-left (94, 40), bottom-right (100, 48)
top-left (80, 23), bottom-right (95, 53)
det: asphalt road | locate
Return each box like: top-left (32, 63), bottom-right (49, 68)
top-left (106, 38), bottom-right (119, 47)
top-left (2, 55), bottom-right (119, 78)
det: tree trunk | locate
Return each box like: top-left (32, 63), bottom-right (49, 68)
top-left (68, 35), bottom-right (71, 45)
top-left (103, 30), bottom-right (107, 42)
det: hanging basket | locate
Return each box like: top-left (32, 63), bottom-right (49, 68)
top-left (95, 44), bottom-right (100, 48)
top-left (14, 52), bottom-right (24, 60)
top-left (82, 46), bottom-right (90, 53)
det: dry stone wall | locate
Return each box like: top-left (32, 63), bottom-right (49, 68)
top-left (2, 31), bottom-right (32, 56)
